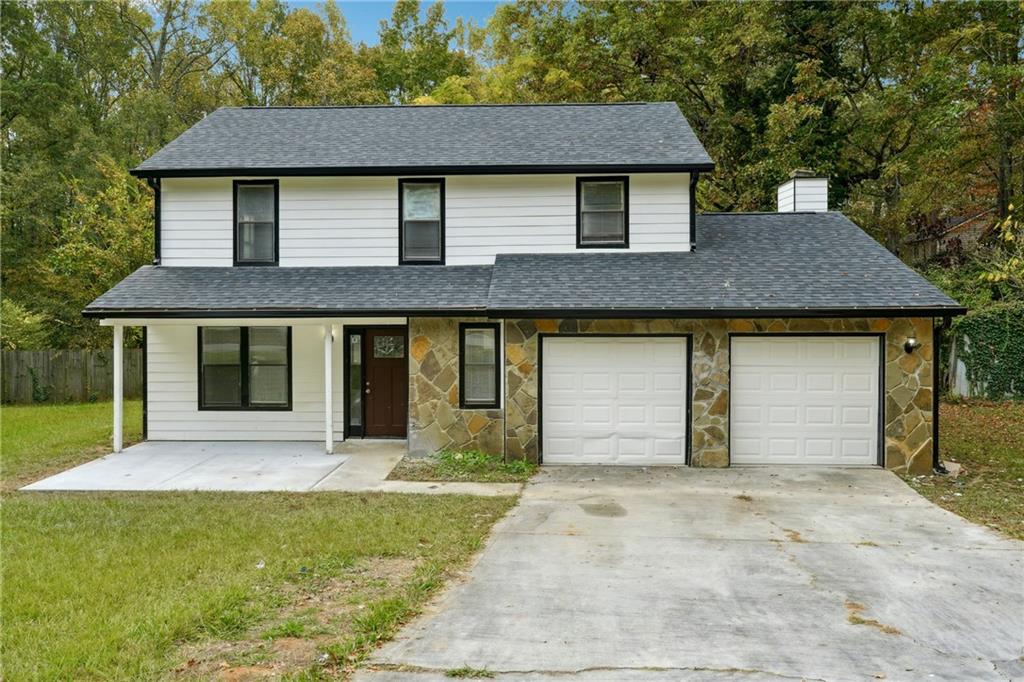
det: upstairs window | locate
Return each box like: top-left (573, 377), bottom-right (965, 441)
top-left (399, 179), bottom-right (444, 264)
top-left (234, 180), bottom-right (278, 265)
top-left (577, 177), bottom-right (628, 248)
top-left (459, 323), bottom-right (500, 409)
top-left (199, 326), bottom-right (291, 410)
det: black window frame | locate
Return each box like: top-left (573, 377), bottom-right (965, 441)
top-left (458, 322), bottom-right (501, 409)
top-left (198, 326), bottom-right (293, 411)
top-left (576, 176), bottom-right (629, 249)
top-left (233, 179), bottom-right (280, 266)
top-left (398, 178), bottom-right (445, 265)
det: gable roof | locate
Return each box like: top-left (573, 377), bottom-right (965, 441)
top-left (84, 212), bottom-right (964, 319)
top-left (132, 102), bottom-right (715, 178)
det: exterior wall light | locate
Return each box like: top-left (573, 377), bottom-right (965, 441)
top-left (904, 337), bottom-right (922, 354)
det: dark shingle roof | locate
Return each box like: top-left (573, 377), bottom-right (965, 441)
top-left (84, 213), bottom-right (964, 318)
top-left (486, 212), bottom-right (963, 315)
top-left (132, 103), bottom-right (714, 176)
top-left (84, 265), bottom-right (493, 316)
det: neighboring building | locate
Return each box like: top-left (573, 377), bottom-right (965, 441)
top-left (902, 209), bottom-right (995, 265)
top-left (86, 103), bottom-right (965, 474)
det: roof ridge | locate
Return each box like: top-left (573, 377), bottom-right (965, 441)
top-left (223, 102), bottom-right (668, 111)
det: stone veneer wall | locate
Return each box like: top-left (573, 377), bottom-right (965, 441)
top-left (407, 317), bottom-right (504, 457)
top-left (503, 317), bottom-right (935, 474)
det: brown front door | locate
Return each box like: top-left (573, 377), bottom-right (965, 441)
top-left (364, 327), bottom-right (408, 437)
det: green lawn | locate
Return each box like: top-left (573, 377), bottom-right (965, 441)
top-left (3, 492), bottom-right (514, 680)
top-left (1, 403), bottom-right (517, 679)
top-left (1, 400), bottom-right (142, 491)
top-left (906, 401), bottom-right (1024, 540)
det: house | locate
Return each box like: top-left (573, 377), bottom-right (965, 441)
top-left (85, 102), bottom-right (965, 474)
top-left (901, 209), bottom-right (995, 265)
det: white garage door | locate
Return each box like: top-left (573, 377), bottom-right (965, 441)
top-left (730, 336), bottom-right (881, 466)
top-left (541, 336), bottom-right (688, 465)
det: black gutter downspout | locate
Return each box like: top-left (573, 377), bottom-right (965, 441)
top-left (689, 171), bottom-right (700, 250)
top-left (142, 326), bottom-right (148, 441)
top-left (146, 177), bottom-right (161, 264)
top-left (933, 317), bottom-right (950, 474)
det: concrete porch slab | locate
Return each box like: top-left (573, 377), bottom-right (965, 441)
top-left (20, 439), bottom-right (521, 496)
top-left (21, 441), bottom-right (349, 492)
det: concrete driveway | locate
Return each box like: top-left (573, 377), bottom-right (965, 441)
top-left (359, 467), bottom-right (1024, 681)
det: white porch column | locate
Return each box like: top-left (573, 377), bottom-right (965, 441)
top-left (113, 324), bottom-right (124, 453)
top-left (324, 324), bottom-right (333, 454)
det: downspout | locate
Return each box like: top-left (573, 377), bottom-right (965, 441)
top-left (932, 317), bottom-right (951, 474)
top-left (689, 172), bottom-right (700, 250)
top-left (146, 177), bottom-right (161, 265)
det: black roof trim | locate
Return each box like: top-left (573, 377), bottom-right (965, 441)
top-left (485, 306), bottom-right (968, 319)
top-left (130, 162), bottom-right (715, 179)
top-left (83, 307), bottom-right (485, 319)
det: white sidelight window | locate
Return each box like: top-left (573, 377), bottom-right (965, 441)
top-left (459, 322), bottom-right (500, 408)
top-left (399, 179), bottom-right (444, 264)
top-left (577, 177), bottom-right (628, 247)
top-left (234, 180), bottom-right (278, 265)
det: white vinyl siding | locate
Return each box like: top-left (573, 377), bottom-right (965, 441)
top-left (147, 324), bottom-right (344, 440)
top-left (161, 178), bottom-right (234, 265)
top-left (777, 178), bottom-right (828, 213)
top-left (159, 174), bottom-right (690, 266)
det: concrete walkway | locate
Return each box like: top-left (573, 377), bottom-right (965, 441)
top-left (359, 466), bottom-right (1024, 681)
top-left (21, 440), bottom-right (519, 496)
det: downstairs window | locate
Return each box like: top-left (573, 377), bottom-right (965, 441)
top-left (199, 326), bottom-right (291, 410)
top-left (459, 323), bottom-right (500, 409)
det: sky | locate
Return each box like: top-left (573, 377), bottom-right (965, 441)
top-left (291, 1), bottom-right (503, 45)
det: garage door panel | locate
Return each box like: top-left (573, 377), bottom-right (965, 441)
top-left (542, 337), bottom-right (688, 465)
top-left (731, 336), bottom-right (880, 466)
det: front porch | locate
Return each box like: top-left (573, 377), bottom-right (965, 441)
top-left (20, 440), bottom-right (519, 495)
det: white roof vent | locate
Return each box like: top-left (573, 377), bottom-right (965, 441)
top-left (777, 169), bottom-right (828, 213)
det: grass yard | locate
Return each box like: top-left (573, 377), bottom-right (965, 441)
top-left (388, 449), bottom-right (537, 483)
top-left (3, 492), bottom-right (515, 680)
top-left (906, 401), bottom-right (1024, 540)
top-left (1, 403), bottom-right (517, 679)
top-left (1, 400), bottom-right (142, 491)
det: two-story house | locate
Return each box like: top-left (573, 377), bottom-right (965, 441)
top-left (85, 103), bottom-right (964, 473)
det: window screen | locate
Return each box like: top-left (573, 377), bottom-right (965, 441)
top-left (401, 180), bottom-right (443, 263)
top-left (460, 324), bottom-right (499, 408)
top-left (578, 179), bottom-right (627, 246)
top-left (236, 183), bottom-right (277, 264)
top-left (200, 326), bottom-right (290, 409)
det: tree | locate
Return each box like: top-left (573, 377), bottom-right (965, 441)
top-left (363, 0), bottom-right (473, 102)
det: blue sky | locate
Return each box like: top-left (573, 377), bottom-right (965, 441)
top-left (290, 1), bottom-right (503, 45)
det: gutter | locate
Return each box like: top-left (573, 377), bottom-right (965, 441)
top-left (933, 316), bottom-right (953, 474)
top-left (485, 305), bottom-right (969, 319)
top-left (129, 162), bottom-right (717, 180)
top-left (82, 307), bottom-right (489, 319)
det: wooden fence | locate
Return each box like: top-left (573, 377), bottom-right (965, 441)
top-left (2, 349), bottom-right (144, 404)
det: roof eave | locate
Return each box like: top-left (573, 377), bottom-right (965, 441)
top-left (129, 162), bottom-right (716, 179)
top-left (82, 307), bottom-right (489, 319)
top-left (484, 305), bottom-right (969, 319)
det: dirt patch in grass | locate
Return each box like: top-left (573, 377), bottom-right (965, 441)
top-left (176, 556), bottom-right (420, 680)
top-left (904, 401), bottom-right (1024, 540)
top-left (388, 450), bottom-right (536, 483)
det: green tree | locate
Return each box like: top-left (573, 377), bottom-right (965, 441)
top-left (364, 0), bottom-right (473, 102)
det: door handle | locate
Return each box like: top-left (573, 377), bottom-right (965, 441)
top-left (365, 388), bottom-right (371, 394)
